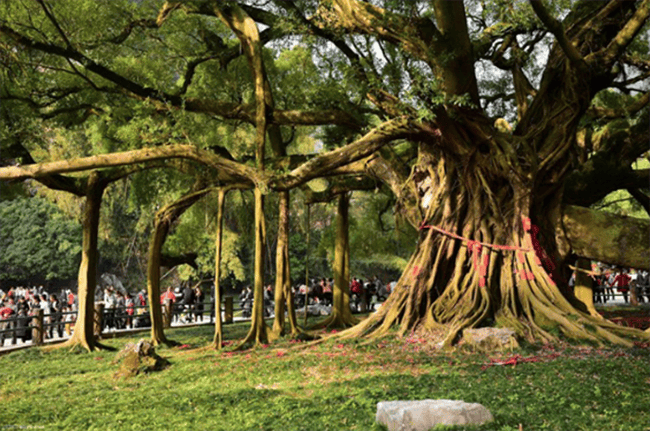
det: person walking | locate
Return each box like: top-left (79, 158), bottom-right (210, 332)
top-left (49, 294), bottom-right (63, 338)
top-left (0, 300), bottom-right (16, 346)
top-left (194, 287), bottom-right (204, 322)
top-left (182, 283), bottom-right (195, 323)
top-left (104, 287), bottom-right (117, 330)
top-left (612, 269), bottom-right (632, 304)
top-left (124, 293), bottom-right (135, 329)
top-left (39, 294), bottom-right (51, 339)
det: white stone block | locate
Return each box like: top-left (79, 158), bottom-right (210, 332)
top-left (376, 399), bottom-right (493, 431)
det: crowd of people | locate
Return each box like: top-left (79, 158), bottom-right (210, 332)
top-left (101, 285), bottom-right (150, 330)
top-left (0, 285), bottom-right (77, 346)
top-left (158, 283), bottom-right (206, 324)
top-left (238, 276), bottom-right (394, 317)
top-left (574, 264), bottom-right (650, 304)
top-left (5, 264), bottom-right (645, 347)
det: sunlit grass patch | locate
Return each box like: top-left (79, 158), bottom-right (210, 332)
top-left (0, 321), bottom-right (648, 431)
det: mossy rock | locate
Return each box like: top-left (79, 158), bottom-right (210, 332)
top-left (113, 339), bottom-right (170, 380)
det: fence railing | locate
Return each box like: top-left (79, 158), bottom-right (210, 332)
top-left (0, 296), bottom-right (245, 349)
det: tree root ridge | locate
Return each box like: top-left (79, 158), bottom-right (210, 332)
top-left (329, 228), bottom-right (649, 347)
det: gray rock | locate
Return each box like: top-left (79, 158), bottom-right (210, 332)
top-left (296, 304), bottom-right (331, 317)
top-left (376, 399), bottom-right (493, 431)
top-left (463, 327), bottom-right (519, 351)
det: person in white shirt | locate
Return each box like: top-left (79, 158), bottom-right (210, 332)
top-left (39, 294), bottom-right (51, 338)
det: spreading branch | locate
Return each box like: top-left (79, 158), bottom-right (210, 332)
top-left (0, 145), bottom-right (258, 185)
top-left (271, 117), bottom-right (414, 191)
top-left (565, 112), bottom-right (650, 207)
top-left (589, 0), bottom-right (650, 67)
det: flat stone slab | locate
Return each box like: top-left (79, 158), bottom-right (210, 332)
top-left (464, 327), bottom-right (519, 351)
top-left (376, 399), bottom-right (493, 431)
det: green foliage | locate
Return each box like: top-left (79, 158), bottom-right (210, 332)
top-left (593, 158), bottom-right (650, 220)
top-left (0, 196), bottom-right (81, 282)
top-left (164, 194), bottom-right (246, 285)
top-left (317, 191), bottom-right (418, 280)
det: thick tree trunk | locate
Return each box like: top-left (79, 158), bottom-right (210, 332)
top-left (272, 190), bottom-right (300, 337)
top-left (313, 193), bottom-right (357, 329)
top-left (212, 189), bottom-right (226, 349)
top-left (239, 188), bottom-right (271, 346)
top-left (60, 173), bottom-right (104, 351)
top-left (147, 217), bottom-right (170, 346)
top-left (341, 153), bottom-right (648, 347)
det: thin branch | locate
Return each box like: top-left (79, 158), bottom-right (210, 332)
top-left (593, 196), bottom-right (636, 211)
top-left (176, 55), bottom-right (218, 96)
top-left (622, 55), bottom-right (650, 72)
top-left (618, 70), bottom-right (650, 87)
top-left (36, 0), bottom-right (73, 49)
top-left (528, 0), bottom-right (588, 72)
top-left (82, 19), bottom-right (159, 49)
top-left (627, 188), bottom-right (650, 215)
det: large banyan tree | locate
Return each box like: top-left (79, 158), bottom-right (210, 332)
top-left (1, 0), bottom-right (649, 348)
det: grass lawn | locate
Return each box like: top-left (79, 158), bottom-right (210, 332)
top-left (1, 315), bottom-right (649, 431)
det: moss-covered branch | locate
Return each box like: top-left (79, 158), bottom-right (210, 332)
top-left (561, 205), bottom-right (650, 270)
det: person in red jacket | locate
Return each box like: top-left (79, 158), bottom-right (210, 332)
top-left (0, 300), bottom-right (16, 346)
top-left (67, 290), bottom-right (75, 307)
top-left (160, 287), bottom-right (177, 305)
top-left (612, 269), bottom-right (631, 303)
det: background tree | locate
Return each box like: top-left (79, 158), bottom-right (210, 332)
top-left (0, 196), bottom-right (82, 284)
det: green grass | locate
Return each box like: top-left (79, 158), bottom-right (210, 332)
top-left (1, 321), bottom-right (649, 431)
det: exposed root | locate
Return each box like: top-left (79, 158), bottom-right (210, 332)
top-left (46, 338), bottom-right (116, 352)
top-left (309, 309), bottom-right (359, 330)
top-left (322, 220), bottom-right (650, 348)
